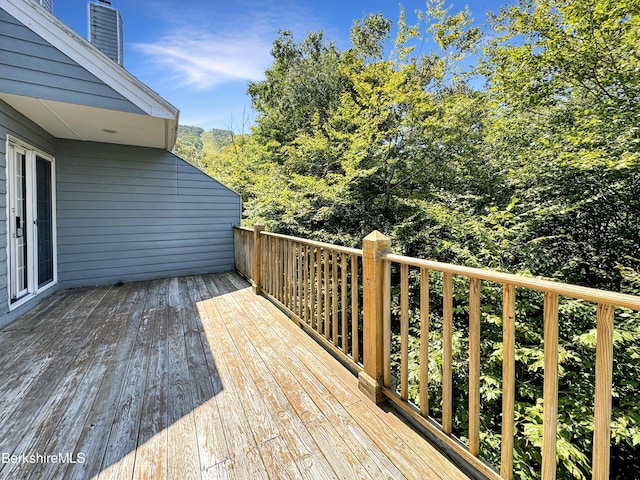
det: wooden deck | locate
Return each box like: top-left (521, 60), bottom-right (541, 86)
top-left (0, 272), bottom-right (468, 480)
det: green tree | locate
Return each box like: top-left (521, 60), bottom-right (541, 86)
top-left (194, 2), bottom-right (640, 476)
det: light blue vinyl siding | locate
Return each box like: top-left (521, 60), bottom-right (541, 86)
top-left (0, 99), bottom-right (57, 329)
top-left (0, 8), bottom-right (144, 114)
top-left (56, 140), bottom-right (241, 288)
top-left (1, 100), bottom-right (241, 328)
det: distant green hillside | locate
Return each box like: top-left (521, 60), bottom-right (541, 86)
top-left (174, 125), bottom-right (234, 167)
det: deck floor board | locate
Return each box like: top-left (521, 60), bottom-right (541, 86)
top-left (0, 273), bottom-right (469, 480)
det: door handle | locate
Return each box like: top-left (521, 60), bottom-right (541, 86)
top-left (15, 216), bottom-right (23, 238)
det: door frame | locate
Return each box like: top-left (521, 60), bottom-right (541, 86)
top-left (6, 135), bottom-right (58, 310)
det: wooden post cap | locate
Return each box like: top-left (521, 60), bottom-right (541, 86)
top-left (363, 230), bottom-right (391, 245)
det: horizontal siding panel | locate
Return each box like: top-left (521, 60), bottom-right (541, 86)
top-left (58, 222), bottom-right (224, 237)
top-left (57, 182), bottom-right (180, 196)
top-left (60, 154), bottom-right (176, 171)
top-left (58, 237), bottom-right (232, 255)
top-left (57, 208), bottom-right (237, 220)
top-left (1, 49), bottom-right (108, 85)
top-left (177, 163), bottom-right (208, 175)
top-left (59, 242), bottom-right (231, 264)
top-left (58, 146), bottom-right (178, 164)
top-left (56, 140), bottom-right (240, 288)
top-left (178, 178), bottom-right (225, 190)
top-left (60, 249), bottom-right (231, 273)
top-left (56, 198), bottom-right (240, 210)
top-left (58, 231), bottom-right (232, 246)
top-left (0, 9), bottom-right (144, 114)
top-left (174, 187), bottom-right (236, 197)
top-left (59, 257), bottom-right (234, 288)
top-left (56, 215), bottom-right (236, 228)
top-left (60, 172), bottom-right (228, 189)
top-left (1, 79), bottom-right (142, 114)
top-left (0, 18), bottom-right (49, 47)
top-left (57, 164), bottom-right (178, 180)
top-left (60, 180), bottom-right (236, 195)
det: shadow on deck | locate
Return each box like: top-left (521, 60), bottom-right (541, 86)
top-left (0, 272), bottom-right (467, 479)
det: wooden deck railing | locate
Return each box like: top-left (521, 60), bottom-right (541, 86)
top-left (232, 226), bottom-right (254, 279)
top-left (234, 225), bottom-right (363, 370)
top-left (233, 226), bottom-right (640, 480)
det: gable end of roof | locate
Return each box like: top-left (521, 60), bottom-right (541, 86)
top-left (2, 0), bottom-right (179, 124)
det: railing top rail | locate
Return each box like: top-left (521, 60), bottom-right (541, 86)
top-left (233, 225), bottom-right (254, 232)
top-left (261, 231), bottom-right (363, 256)
top-left (382, 252), bottom-right (640, 311)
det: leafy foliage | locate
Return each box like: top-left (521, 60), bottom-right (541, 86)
top-left (178, 1), bottom-right (640, 477)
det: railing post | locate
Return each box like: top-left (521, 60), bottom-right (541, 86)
top-left (358, 230), bottom-right (391, 404)
top-left (252, 224), bottom-right (265, 295)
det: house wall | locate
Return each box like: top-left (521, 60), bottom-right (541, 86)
top-left (0, 7), bottom-right (144, 114)
top-left (55, 140), bottom-right (241, 288)
top-left (0, 99), bottom-right (58, 328)
top-left (1, 99), bottom-right (241, 328)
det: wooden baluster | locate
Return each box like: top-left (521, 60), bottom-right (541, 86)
top-left (303, 244), bottom-right (309, 324)
top-left (262, 235), bottom-right (267, 294)
top-left (287, 241), bottom-right (292, 309)
top-left (278, 238), bottom-right (281, 298)
top-left (316, 247), bottom-right (322, 333)
top-left (352, 255), bottom-right (359, 364)
top-left (469, 278), bottom-right (481, 457)
top-left (233, 228), bottom-right (238, 270)
top-left (275, 238), bottom-right (281, 300)
top-left (273, 238), bottom-right (277, 297)
top-left (419, 267), bottom-right (429, 417)
top-left (252, 225), bottom-right (264, 294)
top-left (383, 258), bottom-right (392, 388)
top-left (284, 240), bottom-right (293, 310)
top-left (269, 237), bottom-right (274, 296)
top-left (542, 292), bottom-right (559, 480)
top-left (341, 252), bottom-right (348, 352)
top-left (297, 242), bottom-right (303, 318)
top-left (310, 247), bottom-right (316, 329)
top-left (324, 249), bottom-right (330, 339)
top-left (442, 272), bottom-right (453, 435)
top-left (290, 240), bottom-right (295, 310)
top-left (282, 238), bottom-right (287, 303)
top-left (272, 237), bottom-right (276, 298)
top-left (247, 231), bottom-right (252, 278)
top-left (292, 241), bottom-right (297, 312)
top-left (282, 239), bottom-right (287, 304)
top-left (400, 263), bottom-right (409, 400)
top-left (592, 303), bottom-right (614, 480)
top-left (501, 283), bottom-right (516, 479)
top-left (332, 250), bottom-right (338, 344)
top-left (278, 238), bottom-right (282, 300)
top-left (273, 237), bottom-right (278, 297)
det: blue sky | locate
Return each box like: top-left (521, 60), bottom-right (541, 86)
top-left (52, 0), bottom-right (508, 132)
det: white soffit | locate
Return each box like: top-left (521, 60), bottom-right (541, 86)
top-left (1, 93), bottom-right (171, 149)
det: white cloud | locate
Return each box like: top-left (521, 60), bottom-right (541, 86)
top-left (133, 30), bottom-right (272, 90)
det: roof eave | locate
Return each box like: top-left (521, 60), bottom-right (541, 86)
top-left (4, 0), bottom-right (179, 149)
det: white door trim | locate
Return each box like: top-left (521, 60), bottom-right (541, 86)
top-left (6, 136), bottom-right (58, 310)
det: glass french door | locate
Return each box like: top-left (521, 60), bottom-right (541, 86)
top-left (8, 141), bottom-right (56, 305)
